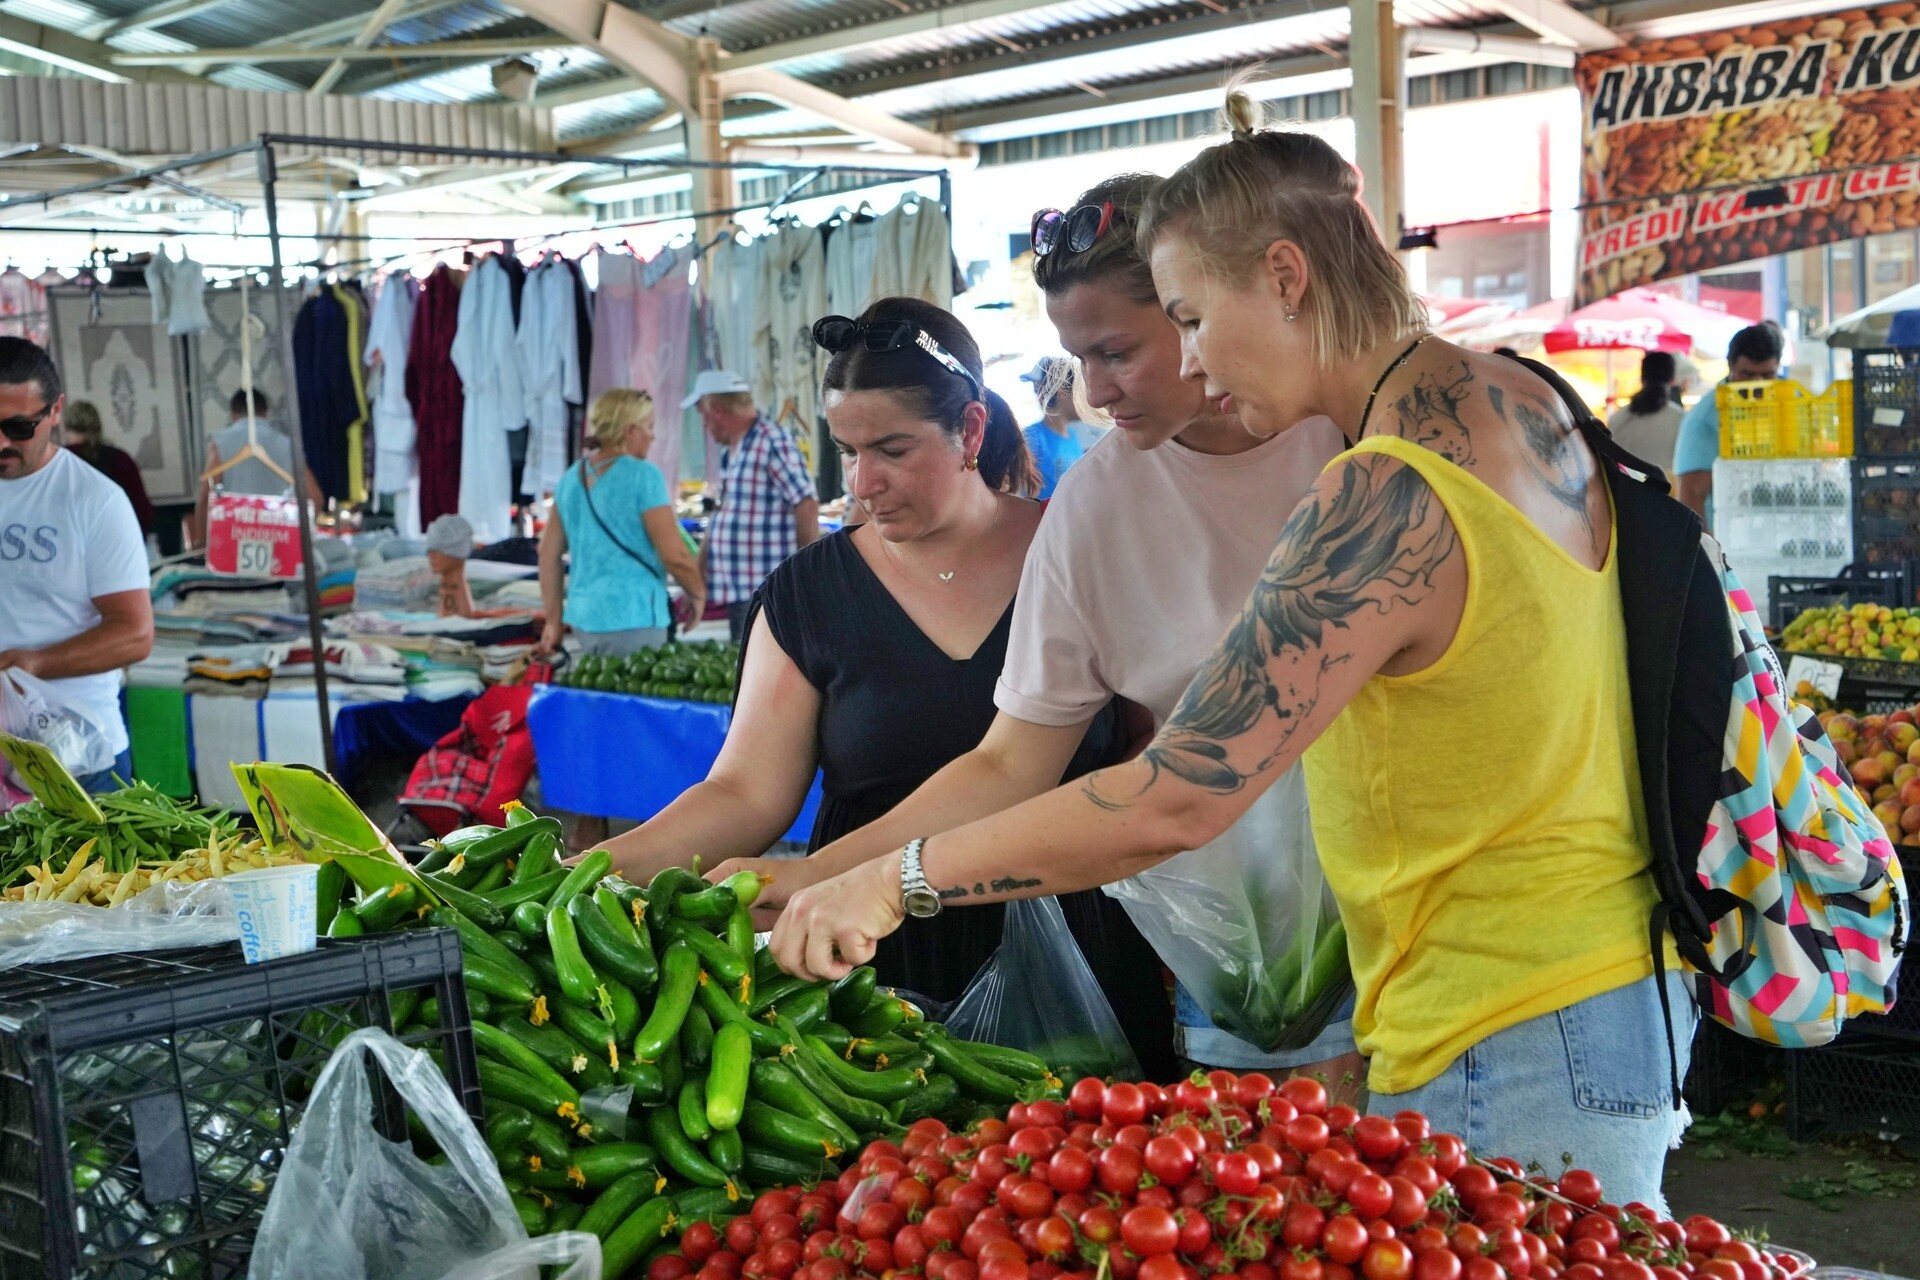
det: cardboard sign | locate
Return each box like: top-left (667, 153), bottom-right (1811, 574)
top-left (0, 732), bottom-right (105, 822)
top-left (1787, 655), bottom-right (1846, 700)
top-left (205, 493), bottom-right (303, 580)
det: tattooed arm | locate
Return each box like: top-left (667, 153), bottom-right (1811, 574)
top-left (767, 452), bottom-right (1465, 981)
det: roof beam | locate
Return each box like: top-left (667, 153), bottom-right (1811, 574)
top-left (113, 37), bottom-right (575, 65)
top-left (718, 66), bottom-right (974, 158)
top-left (937, 53), bottom-right (1346, 134)
top-left (537, 72), bottom-right (646, 108)
top-left (283, 0), bottom-right (477, 48)
top-left (724, 0), bottom-right (1078, 72)
top-left (80, 0), bottom-right (235, 40)
top-left (1475, 0), bottom-right (1619, 49)
top-left (0, 13), bottom-right (201, 82)
top-left (510, 0), bottom-right (700, 115)
top-left (309, 0), bottom-right (416, 95)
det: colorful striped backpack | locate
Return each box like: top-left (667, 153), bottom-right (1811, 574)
top-left (1516, 358), bottom-right (1909, 1087)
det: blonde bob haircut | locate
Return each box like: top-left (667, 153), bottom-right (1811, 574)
top-left (586, 388), bottom-right (654, 448)
top-left (1138, 81), bottom-right (1427, 370)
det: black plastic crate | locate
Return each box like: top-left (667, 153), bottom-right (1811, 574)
top-left (1685, 1019), bottom-right (1783, 1117)
top-left (1768, 563), bottom-right (1916, 632)
top-left (1785, 1032), bottom-right (1920, 1141)
top-left (1853, 349), bottom-right (1920, 459)
top-left (1851, 460), bottom-right (1920, 570)
top-left (0, 930), bottom-right (479, 1280)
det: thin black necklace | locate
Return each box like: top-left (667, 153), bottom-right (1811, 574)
top-left (1355, 334), bottom-right (1431, 440)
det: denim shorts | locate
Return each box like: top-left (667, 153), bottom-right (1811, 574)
top-left (575, 627), bottom-right (669, 658)
top-left (1369, 971), bottom-right (1696, 1215)
top-left (1173, 980), bottom-right (1359, 1070)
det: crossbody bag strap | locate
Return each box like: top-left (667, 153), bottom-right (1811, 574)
top-left (578, 461), bottom-right (665, 586)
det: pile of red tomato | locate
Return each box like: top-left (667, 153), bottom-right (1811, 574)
top-left (653, 1072), bottom-right (1804, 1280)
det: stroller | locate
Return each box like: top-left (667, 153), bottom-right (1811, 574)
top-left (385, 685), bottom-right (537, 856)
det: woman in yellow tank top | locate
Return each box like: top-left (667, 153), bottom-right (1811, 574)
top-left (760, 91), bottom-right (1697, 1208)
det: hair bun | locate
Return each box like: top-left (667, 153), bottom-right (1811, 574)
top-left (1222, 84), bottom-right (1261, 139)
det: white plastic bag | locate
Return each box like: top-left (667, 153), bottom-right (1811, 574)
top-left (1102, 766), bottom-right (1351, 1053)
top-left (248, 1027), bottom-right (602, 1280)
top-left (0, 878), bottom-right (241, 969)
top-left (944, 896), bottom-right (1141, 1081)
top-left (0, 668), bottom-right (117, 778)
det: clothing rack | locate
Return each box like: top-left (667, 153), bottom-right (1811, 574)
top-left (10, 132), bottom-right (956, 777)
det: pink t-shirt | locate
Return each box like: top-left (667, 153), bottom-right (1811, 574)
top-left (997, 416), bottom-right (1346, 728)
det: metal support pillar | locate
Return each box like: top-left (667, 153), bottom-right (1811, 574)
top-left (258, 137), bottom-right (336, 775)
top-left (1349, 0), bottom-right (1404, 242)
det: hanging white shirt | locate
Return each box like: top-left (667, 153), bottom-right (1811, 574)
top-left (760, 223), bottom-right (828, 434)
top-left (825, 215), bottom-right (882, 317)
top-left (450, 255), bottom-right (524, 545)
top-left (364, 273), bottom-right (420, 496)
top-left (517, 254), bottom-right (581, 500)
top-left (874, 196), bottom-right (953, 308)
top-left (143, 249), bottom-right (211, 336)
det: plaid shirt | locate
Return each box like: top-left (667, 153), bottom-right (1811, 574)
top-left (708, 415), bottom-right (815, 605)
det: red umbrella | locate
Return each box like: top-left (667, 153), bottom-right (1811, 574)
top-left (1543, 288), bottom-right (1743, 356)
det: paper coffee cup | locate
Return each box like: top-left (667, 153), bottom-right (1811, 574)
top-left (224, 864), bottom-right (321, 964)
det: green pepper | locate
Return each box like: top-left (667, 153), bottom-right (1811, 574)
top-left (547, 902), bottom-right (604, 1006)
top-left (632, 941), bottom-right (699, 1064)
top-left (705, 1021), bottom-right (752, 1133)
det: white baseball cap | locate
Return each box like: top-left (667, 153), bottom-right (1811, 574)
top-left (681, 369), bottom-right (753, 408)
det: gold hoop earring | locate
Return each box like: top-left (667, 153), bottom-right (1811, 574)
top-left (964, 456), bottom-right (980, 471)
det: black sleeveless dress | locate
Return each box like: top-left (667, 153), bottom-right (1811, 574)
top-left (750, 529), bottom-right (1176, 1081)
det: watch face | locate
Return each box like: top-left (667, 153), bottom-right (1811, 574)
top-left (904, 889), bottom-right (942, 918)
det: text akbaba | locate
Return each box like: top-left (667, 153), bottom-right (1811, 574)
top-left (1588, 25), bottom-right (1920, 132)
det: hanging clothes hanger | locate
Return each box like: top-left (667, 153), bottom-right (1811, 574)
top-left (202, 273), bottom-right (296, 490)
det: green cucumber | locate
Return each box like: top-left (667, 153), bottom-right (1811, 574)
top-left (645, 866), bottom-right (705, 942)
top-left (420, 874), bottom-right (507, 928)
top-left (579, 1169), bottom-right (663, 1240)
top-left (705, 1021), bottom-right (752, 1133)
top-left (327, 907), bottom-right (364, 937)
top-left (848, 1033), bottom-right (918, 1064)
top-left (462, 950), bottom-right (538, 1006)
top-left (548, 903), bottom-right (605, 1005)
top-left (739, 1097), bottom-right (848, 1159)
top-left (615, 1059), bottom-right (668, 1106)
top-left (548, 848), bottom-right (614, 912)
top-left (477, 1058), bottom-right (579, 1124)
top-left (632, 941), bottom-right (699, 1063)
top-left (828, 967), bottom-right (876, 1023)
top-left (774, 1030), bottom-right (892, 1135)
top-left (665, 920), bottom-right (749, 988)
top-left (512, 899), bottom-right (548, 938)
top-left (696, 968), bottom-right (786, 1056)
top-left (427, 906), bottom-right (538, 990)
top-left (572, 892), bottom-right (658, 992)
top-left (513, 830), bottom-right (563, 884)
top-left (725, 906), bottom-right (755, 977)
top-left (801, 1034), bottom-right (922, 1102)
top-left (707, 1127), bottom-right (745, 1176)
top-left (960, 1041), bottom-right (1052, 1083)
top-left (602, 1194), bottom-right (680, 1280)
top-left (674, 1186), bottom-right (742, 1227)
top-left (922, 1029), bottom-right (1022, 1103)
top-left (550, 1200), bottom-right (586, 1233)
top-left (471, 860), bottom-right (511, 894)
top-left (893, 1073), bottom-right (961, 1125)
top-left (352, 882), bottom-right (418, 933)
top-left (484, 1106), bottom-right (534, 1158)
top-left (645, 1105), bottom-right (731, 1188)
top-left (568, 1142), bottom-right (659, 1189)
top-left (500, 1017), bottom-right (614, 1088)
top-left (471, 1022), bottom-right (583, 1110)
top-left (776, 986), bottom-right (831, 1032)
top-left (549, 996), bottom-right (622, 1072)
top-left (479, 870), bottom-right (569, 907)
top-left (748, 973), bottom-right (812, 1017)
top-left (510, 1192), bottom-right (549, 1235)
top-left (682, 1002), bottom-right (715, 1069)
top-left (314, 861), bottom-right (348, 934)
top-left (1285, 919), bottom-right (1349, 1020)
top-left (672, 882), bottom-right (737, 924)
top-left (843, 990), bottom-right (907, 1038)
top-left (461, 815), bottom-right (561, 870)
top-left (602, 978), bottom-right (641, 1046)
top-left (718, 870), bottom-right (767, 910)
top-left (505, 803), bottom-right (538, 827)
top-left (748, 1058), bottom-right (859, 1150)
top-left (742, 1144), bottom-right (834, 1188)
top-left (679, 1078), bottom-right (714, 1141)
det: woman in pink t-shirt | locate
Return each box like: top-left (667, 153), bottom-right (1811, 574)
top-left (712, 175), bottom-right (1354, 1084)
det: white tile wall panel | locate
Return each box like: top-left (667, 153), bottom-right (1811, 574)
top-left (0, 75), bottom-right (556, 161)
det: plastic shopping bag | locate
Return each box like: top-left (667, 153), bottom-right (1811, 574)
top-left (945, 896), bottom-right (1141, 1081)
top-left (1102, 766), bottom-right (1351, 1053)
top-left (0, 668), bottom-right (117, 779)
top-left (249, 1027), bottom-right (602, 1280)
top-left (0, 878), bottom-right (241, 969)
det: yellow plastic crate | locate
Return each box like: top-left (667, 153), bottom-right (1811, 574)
top-left (1718, 378), bottom-right (1854, 459)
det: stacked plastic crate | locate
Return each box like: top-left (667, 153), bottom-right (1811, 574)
top-left (1710, 378), bottom-right (1856, 593)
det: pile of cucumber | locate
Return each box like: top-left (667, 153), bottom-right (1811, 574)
top-left (325, 804), bottom-right (1061, 1279)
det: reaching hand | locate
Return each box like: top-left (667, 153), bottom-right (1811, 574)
top-left (537, 620), bottom-right (565, 656)
top-left (767, 852), bottom-right (907, 982)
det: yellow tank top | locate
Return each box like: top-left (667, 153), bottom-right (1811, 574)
top-left (1301, 436), bottom-right (1666, 1094)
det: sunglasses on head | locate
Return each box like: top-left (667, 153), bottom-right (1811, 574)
top-left (1031, 202), bottom-right (1116, 257)
top-left (0, 402), bottom-right (52, 443)
top-left (812, 316), bottom-right (983, 401)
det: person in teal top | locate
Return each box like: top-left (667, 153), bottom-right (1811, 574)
top-left (538, 388), bottom-right (706, 658)
top-left (1671, 322), bottom-right (1784, 529)
top-left (1019, 356), bottom-right (1093, 499)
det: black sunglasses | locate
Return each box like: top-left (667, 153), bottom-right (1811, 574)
top-left (0, 402), bottom-right (53, 443)
top-left (812, 316), bottom-right (983, 401)
top-left (1031, 202), bottom-right (1116, 257)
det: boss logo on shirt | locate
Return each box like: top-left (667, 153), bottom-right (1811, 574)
top-left (0, 525), bottom-right (57, 563)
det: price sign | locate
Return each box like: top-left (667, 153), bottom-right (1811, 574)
top-left (1786, 656), bottom-right (1845, 700)
top-left (206, 493), bottom-right (304, 580)
top-left (0, 732), bottom-right (105, 822)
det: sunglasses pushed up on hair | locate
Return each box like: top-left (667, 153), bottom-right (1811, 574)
top-left (1030, 202), bottom-right (1116, 258)
top-left (811, 316), bottom-right (983, 402)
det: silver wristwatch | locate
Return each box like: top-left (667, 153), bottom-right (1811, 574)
top-left (900, 838), bottom-right (942, 918)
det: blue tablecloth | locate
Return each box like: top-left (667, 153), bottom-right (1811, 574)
top-left (333, 696), bottom-right (476, 796)
top-left (528, 685), bottom-right (822, 841)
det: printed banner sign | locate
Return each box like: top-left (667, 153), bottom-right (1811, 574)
top-left (1577, 5), bottom-right (1920, 303)
top-left (205, 493), bottom-right (303, 580)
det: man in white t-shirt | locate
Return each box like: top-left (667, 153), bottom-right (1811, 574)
top-left (0, 337), bottom-right (154, 791)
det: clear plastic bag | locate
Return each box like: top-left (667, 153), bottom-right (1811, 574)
top-left (1101, 766), bottom-right (1351, 1053)
top-left (944, 896), bottom-right (1141, 1081)
top-left (249, 1027), bottom-right (602, 1280)
top-left (0, 669), bottom-right (117, 779)
top-left (0, 878), bottom-right (241, 969)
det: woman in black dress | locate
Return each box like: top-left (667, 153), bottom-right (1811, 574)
top-left (598, 297), bottom-right (1174, 1078)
